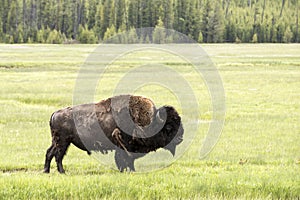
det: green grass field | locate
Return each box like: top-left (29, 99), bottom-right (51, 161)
top-left (0, 44), bottom-right (299, 199)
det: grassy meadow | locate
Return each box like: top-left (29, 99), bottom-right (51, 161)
top-left (0, 44), bottom-right (299, 199)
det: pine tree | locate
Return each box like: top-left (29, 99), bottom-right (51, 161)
top-left (128, 0), bottom-right (138, 28)
top-left (115, 0), bottom-right (125, 30)
top-left (252, 33), bottom-right (258, 43)
top-left (7, 0), bottom-right (19, 42)
top-left (146, 0), bottom-right (157, 28)
top-left (139, 0), bottom-right (151, 28)
top-left (235, 36), bottom-right (241, 43)
top-left (36, 28), bottom-right (45, 43)
top-left (277, 22), bottom-right (285, 42)
top-left (198, 31), bottom-right (203, 43)
top-left (261, 0), bottom-right (266, 23)
top-left (162, 0), bottom-right (174, 30)
top-left (0, 1), bottom-right (3, 42)
top-left (27, 36), bottom-right (32, 43)
top-left (177, 0), bottom-right (188, 34)
top-left (270, 25), bottom-right (277, 43)
top-left (153, 17), bottom-right (166, 44)
top-left (295, 0), bottom-right (299, 42)
top-left (79, 0), bottom-right (88, 27)
top-left (201, 0), bottom-right (212, 43)
top-left (87, 0), bottom-right (97, 29)
top-left (103, 25), bottom-right (117, 42)
top-left (127, 27), bottom-right (139, 43)
top-left (109, 0), bottom-right (116, 28)
top-left (78, 25), bottom-right (97, 44)
top-left (225, 21), bottom-right (237, 42)
top-left (202, 1), bottom-right (224, 43)
top-left (17, 24), bottom-right (24, 43)
top-left (8, 35), bottom-right (14, 44)
top-left (55, 0), bottom-right (63, 31)
top-left (211, 1), bottom-right (224, 42)
top-left (283, 26), bottom-right (293, 43)
top-left (94, 2), bottom-right (103, 40)
top-left (0, 24), bottom-right (2, 43)
top-left (100, 0), bottom-right (113, 39)
top-left (2, 0), bottom-right (10, 34)
top-left (28, 0), bottom-right (38, 40)
top-left (117, 23), bottom-right (128, 43)
top-left (185, 0), bottom-right (198, 40)
top-left (68, 0), bottom-right (79, 39)
top-left (252, 4), bottom-right (260, 37)
top-left (145, 34), bottom-right (151, 43)
top-left (46, 29), bottom-right (56, 44)
top-left (280, 0), bottom-right (286, 17)
top-left (21, 0), bottom-right (29, 41)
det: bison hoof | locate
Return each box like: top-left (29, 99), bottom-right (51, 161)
top-left (43, 168), bottom-right (50, 173)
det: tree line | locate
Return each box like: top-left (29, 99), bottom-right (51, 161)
top-left (0, 0), bottom-right (299, 44)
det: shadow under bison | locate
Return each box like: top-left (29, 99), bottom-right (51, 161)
top-left (44, 95), bottom-right (184, 173)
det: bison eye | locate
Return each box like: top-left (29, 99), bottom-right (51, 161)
top-left (166, 124), bottom-right (172, 133)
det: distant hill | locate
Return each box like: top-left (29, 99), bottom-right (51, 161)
top-left (0, 0), bottom-right (298, 43)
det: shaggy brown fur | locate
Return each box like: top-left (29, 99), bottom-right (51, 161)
top-left (129, 95), bottom-right (155, 126)
top-left (43, 95), bottom-right (183, 173)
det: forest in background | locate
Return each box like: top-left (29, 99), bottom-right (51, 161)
top-left (0, 0), bottom-right (299, 44)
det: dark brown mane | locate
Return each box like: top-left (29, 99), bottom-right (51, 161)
top-left (119, 106), bottom-right (183, 154)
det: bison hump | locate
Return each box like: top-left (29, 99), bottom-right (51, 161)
top-left (109, 95), bottom-right (156, 127)
top-left (129, 95), bottom-right (155, 126)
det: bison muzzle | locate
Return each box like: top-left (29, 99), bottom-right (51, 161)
top-left (43, 95), bottom-right (184, 173)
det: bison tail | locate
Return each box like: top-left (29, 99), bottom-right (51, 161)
top-left (49, 112), bottom-right (56, 128)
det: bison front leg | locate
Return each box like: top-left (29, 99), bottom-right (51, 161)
top-left (112, 128), bottom-right (135, 172)
top-left (127, 158), bottom-right (135, 172)
top-left (114, 148), bottom-right (126, 172)
top-left (114, 148), bottom-right (135, 172)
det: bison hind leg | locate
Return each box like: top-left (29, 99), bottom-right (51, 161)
top-left (55, 143), bottom-right (70, 174)
top-left (43, 144), bottom-right (56, 173)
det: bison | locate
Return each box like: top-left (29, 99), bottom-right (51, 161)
top-left (43, 95), bottom-right (184, 173)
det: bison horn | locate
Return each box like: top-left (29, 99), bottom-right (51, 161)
top-left (156, 110), bottom-right (164, 123)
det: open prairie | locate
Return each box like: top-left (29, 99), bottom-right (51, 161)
top-left (0, 44), bottom-right (299, 199)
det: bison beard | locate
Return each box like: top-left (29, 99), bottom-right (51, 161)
top-left (43, 95), bottom-right (184, 173)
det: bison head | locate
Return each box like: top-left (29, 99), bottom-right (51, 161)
top-left (156, 106), bottom-right (184, 156)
